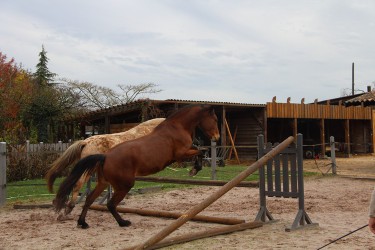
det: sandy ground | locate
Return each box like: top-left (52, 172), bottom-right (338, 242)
top-left (1, 156), bottom-right (375, 250)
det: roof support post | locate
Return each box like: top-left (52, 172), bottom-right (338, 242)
top-left (221, 106), bottom-right (226, 147)
top-left (320, 119), bottom-right (325, 156)
top-left (345, 119), bottom-right (351, 157)
top-left (104, 115), bottom-right (110, 134)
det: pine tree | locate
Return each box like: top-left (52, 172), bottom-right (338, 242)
top-left (29, 45), bottom-right (59, 142)
top-left (33, 45), bottom-right (57, 87)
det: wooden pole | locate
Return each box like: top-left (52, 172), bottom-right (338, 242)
top-left (90, 205), bottom-right (245, 225)
top-left (228, 125), bottom-right (238, 160)
top-left (330, 136), bottom-right (337, 174)
top-left (132, 136), bottom-right (295, 250)
top-left (345, 119), bottom-right (351, 156)
top-left (320, 119), bottom-right (325, 156)
top-left (134, 176), bottom-right (258, 188)
top-left (211, 140), bottom-right (217, 180)
top-left (224, 118), bottom-right (240, 164)
top-left (126, 222), bottom-right (262, 250)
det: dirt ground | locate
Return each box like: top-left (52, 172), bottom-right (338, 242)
top-left (1, 156), bottom-right (375, 250)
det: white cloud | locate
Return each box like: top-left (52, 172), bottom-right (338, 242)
top-left (1, 0), bottom-right (375, 104)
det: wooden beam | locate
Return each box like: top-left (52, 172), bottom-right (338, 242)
top-left (345, 119), bottom-right (351, 156)
top-left (320, 119), bottom-right (325, 156)
top-left (264, 108), bottom-right (268, 142)
top-left (135, 176), bottom-right (257, 187)
top-left (104, 115), bottom-right (110, 134)
top-left (293, 118), bottom-right (298, 140)
top-left (224, 118), bottom-right (240, 164)
top-left (221, 106), bottom-right (227, 147)
top-left (90, 205), bottom-right (245, 225)
top-left (142, 222), bottom-right (262, 250)
top-left (228, 125), bottom-right (237, 160)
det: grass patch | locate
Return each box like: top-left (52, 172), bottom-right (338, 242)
top-left (5, 164), bottom-right (317, 204)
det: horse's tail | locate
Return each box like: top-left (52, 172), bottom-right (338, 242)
top-left (53, 154), bottom-right (106, 212)
top-left (46, 140), bottom-right (86, 193)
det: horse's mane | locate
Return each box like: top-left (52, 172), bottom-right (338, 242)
top-left (166, 104), bottom-right (210, 120)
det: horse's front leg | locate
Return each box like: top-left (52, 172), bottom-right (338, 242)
top-left (77, 181), bottom-right (108, 229)
top-left (107, 185), bottom-right (133, 227)
top-left (180, 148), bottom-right (203, 176)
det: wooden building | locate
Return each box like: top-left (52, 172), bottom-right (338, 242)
top-left (267, 97), bottom-right (373, 157)
top-left (61, 99), bottom-right (266, 160)
top-left (61, 95), bottom-right (374, 161)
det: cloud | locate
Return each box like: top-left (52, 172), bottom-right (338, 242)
top-left (1, 0), bottom-right (375, 104)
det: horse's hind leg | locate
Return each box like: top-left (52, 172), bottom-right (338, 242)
top-left (77, 181), bottom-right (108, 229)
top-left (65, 173), bottom-right (89, 215)
top-left (107, 186), bottom-right (132, 227)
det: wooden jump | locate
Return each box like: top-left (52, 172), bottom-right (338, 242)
top-left (128, 136), bottom-right (295, 250)
top-left (89, 204), bottom-right (245, 225)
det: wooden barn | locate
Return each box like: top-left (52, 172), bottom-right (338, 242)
top-left (61, 99), bottom-right (266, 160)
top-left (61, 94), bottom-right (375, 161)
top-left (267, 96), bottom-right (373, 158)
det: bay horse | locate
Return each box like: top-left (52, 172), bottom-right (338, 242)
top-left (46, 118), bottom-right (165, 215)
top-left (54, 104), bottom-right (220, 228)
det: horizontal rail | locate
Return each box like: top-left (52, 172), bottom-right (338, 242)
top-left (90, 205), bottom-right (245, 225)
top-left (135, 176), bottom-right (258, 187)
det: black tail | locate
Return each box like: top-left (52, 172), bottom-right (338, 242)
top-left (54, 154), bottom-right (106, 212)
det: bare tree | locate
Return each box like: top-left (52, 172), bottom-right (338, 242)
top-left (58, 79), bottom-right (161, 110)
top-left (117, 83), bottom-right (161, 103)
top-left (340, 87), bottom-right (365, 97)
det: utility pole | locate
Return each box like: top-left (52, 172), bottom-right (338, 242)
top-left (352, 62), bottom-right (354, 95)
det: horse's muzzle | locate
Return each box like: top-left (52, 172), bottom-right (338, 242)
top-left (211, 134), bottom-right (220, 142)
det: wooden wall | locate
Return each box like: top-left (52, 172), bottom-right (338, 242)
top-left (226, 109), bottom-right (264, 160)
top-left (267, 102), bottom-right (372, 120)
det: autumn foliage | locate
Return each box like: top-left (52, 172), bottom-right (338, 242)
top-left (0, 52), bottom-right (34, 143)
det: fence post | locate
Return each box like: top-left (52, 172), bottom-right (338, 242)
top-left (211, 140), bottom-right (217, 180)
top-left (26, 140), bottom-right (30, 162)
top-left (0, 142), bottom-right (6, 207)
top-left (330, 136), bottom-right (337, 174)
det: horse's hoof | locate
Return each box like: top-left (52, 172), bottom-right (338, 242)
top-left (77, 221), bottom-right (89, 229)
top-left (189, 168), bottom-right (197, 176)
top-left (57, 214), bottom-right (74, 221)
top-left (118, 220), bottom-right (131, 227)
top-left (64, 205), bottom-right (75, 215)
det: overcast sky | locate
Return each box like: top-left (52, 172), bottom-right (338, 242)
top-left (1, 0), bottom-right (374, 104)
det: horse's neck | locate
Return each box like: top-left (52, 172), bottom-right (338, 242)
top-left (167, 113), bottom-right (200, 134)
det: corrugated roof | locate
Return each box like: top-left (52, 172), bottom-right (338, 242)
top-left (164, 99), bottom-right (265, 107)
top-left (65, 98), bottom-right (265, 121)
top-left (345, 91), bottom-right (375, 106)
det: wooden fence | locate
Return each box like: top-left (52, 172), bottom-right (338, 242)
top-left (267, 101), bottom-right (372, 120)
top-left (1, 140), bottom-right (73, 206)
top-left (4, 141), bottom-right (72, 181)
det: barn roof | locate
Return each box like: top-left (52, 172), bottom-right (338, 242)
top-left (345, 91), bottom-right (375, 106)
top-left (65, 99), bottom-right (265, 122)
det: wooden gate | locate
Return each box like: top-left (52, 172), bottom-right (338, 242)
top-left (255, 134), bottom-right (318, 231)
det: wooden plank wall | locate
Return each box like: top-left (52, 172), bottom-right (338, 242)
top-left (267, 102), bottom-right (371, 120)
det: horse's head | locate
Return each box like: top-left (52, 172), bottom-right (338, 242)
top-left (199, 105), bottom-right (220, 142)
